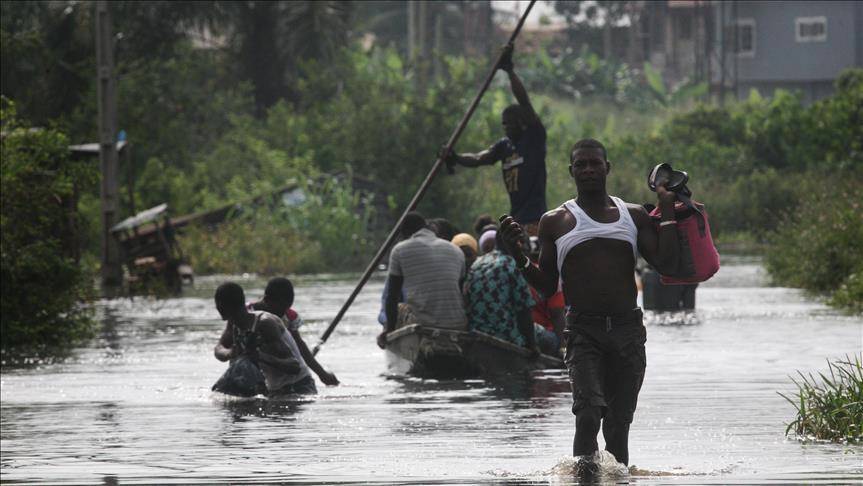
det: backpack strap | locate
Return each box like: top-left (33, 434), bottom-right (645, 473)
top-left (251, 311), bottom-right (262, 333)
top-left (676, 191), bottom-right (707, 237)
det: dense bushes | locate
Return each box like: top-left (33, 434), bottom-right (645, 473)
top-left (765, 182), bottom-right (863, 306)
top-left (179, 175), bottom-right (377, 275)
top-left (606, 70), bottom-right (861, 311)
top-left (610, 71), bottom-right (862, 238)
top-left (0, 101), bottom-right (96, 348)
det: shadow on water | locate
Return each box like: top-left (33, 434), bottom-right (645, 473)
top-left (215, 395), bottom-right (310, 422)
top-left (384, 369), bottom-right (570, 404)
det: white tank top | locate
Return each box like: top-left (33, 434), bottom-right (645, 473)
top-left (253, 311), bottom-right (312, 390)
top-left (555, 196), bottom-right (638, 275)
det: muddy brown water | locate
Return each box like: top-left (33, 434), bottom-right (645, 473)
top-left (1, 256), bottom-right (861, 484)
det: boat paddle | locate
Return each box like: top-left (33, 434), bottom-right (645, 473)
top-left (312, 0), bottom-right (537, 356)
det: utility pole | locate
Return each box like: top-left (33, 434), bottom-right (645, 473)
top-left (433, 11), bottom-right (443, 81)
top-left (95, 1), bottom-right (122, 290)
top-left (407, 1), bottom-right (417, 61)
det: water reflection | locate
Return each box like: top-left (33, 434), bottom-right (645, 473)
top-left (643, 310), bottom-right (702, 326)
top-left (216, 396), bottom-right (309, 421)
top-left (2, 260), bottom-right (862, 483)
top-left (100, 307), bottom-right (123, 353)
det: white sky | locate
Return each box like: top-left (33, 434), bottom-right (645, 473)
top-left (492, 0), bottom-right (566, 27)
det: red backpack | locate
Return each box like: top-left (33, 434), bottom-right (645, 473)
top-left (649, 194), bottom-right (720, 285)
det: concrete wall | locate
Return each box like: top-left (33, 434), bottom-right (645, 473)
top-left (734, 0), bottom-right (860, 83)
top-left (736, 79), bottom-right (836, 104)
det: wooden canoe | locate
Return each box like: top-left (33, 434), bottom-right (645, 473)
top-left (384, 324), bottom-right (564, 379)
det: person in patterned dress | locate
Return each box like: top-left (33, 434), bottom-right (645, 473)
top-left (463, 232), bottom-right (539, 354)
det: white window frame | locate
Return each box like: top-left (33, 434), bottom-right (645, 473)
top-left (735, 18), bottom-right (756, 58)
top-left (795, 16), bottom-right (827, 43)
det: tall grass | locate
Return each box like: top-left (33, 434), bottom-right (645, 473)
top-left (780, 355), bottom-right (863, 443)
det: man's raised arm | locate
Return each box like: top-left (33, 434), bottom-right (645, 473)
top-left (634, 186), bottom-right (680, 275)
top-left (499, 213), bottom-right (560, 298)
top-left (500, 43), bottom-right (541, 127)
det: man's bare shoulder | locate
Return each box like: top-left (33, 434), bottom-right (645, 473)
top-left (539, 204), bottom-right (575, 240)
top-left (622, 201), bottom-right (651, 226)
top-left (256, 311), bottom-right (286, 333)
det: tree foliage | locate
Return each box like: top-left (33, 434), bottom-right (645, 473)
top-left (0, 100), bottom-right (96, 348)
top-left (1, 3), bottom-right (860, 312)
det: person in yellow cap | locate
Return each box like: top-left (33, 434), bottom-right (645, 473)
top-left (451, 233), bottom-right (479, 271)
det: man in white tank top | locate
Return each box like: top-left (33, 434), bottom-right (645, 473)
top-left (500, 138), bottom-right (681, 470)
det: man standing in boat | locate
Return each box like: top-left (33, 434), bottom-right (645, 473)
top-left (443, 43), bottom-right (547, 237)
top-left (499, 139), bottom-right (680, 469)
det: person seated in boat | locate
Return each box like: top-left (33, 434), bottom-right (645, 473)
top-left (525, 236), bottom-right (565, 357)
top-left (214, 282), bottom-right (317, 396)
top-left (376, 211), bottom-right (467, 349)
top-left (451, 233), bottom-right (479, 272)
top-left (429, 217), bottom-right (460, 242)
top-left (473, 214), bottom-right (496, 239)
top-left (499, 138), bottom-right (681, 468)
top-left (377, 276), bottom-right (405, 327)
top-left (248, 277), bottom-right (340, 387)
top-left (379, 216), bottom-right (457, 328)
top-left (478, 228), bottom-right (498, 255)
top-left (463, 231), bottom-right (540, 355)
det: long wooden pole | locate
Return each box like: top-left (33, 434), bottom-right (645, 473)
top-left (313, 1), bottom-right (536, 355)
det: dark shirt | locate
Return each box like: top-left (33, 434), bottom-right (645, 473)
top-left (490, 122), bottom-right (547, 224)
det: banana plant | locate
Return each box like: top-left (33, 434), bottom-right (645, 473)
top-left (643, 62), bottom-right (708, 108)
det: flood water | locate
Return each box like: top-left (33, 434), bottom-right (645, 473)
top-left (2, 256), bottom-right (861, 484)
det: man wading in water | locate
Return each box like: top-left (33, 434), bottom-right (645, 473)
top-left (443, 43), bottom-right (547, 236)
top-left (500, 139), bottom-right (680, 470)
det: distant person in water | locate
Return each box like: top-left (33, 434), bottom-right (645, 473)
top-left (377, 211), bottom-right (467, 349)
top-left (443, 43), bottom-right (547, 237)
top-left (249, 277), bottom-right (339, 386)
top-left (500, 138), bottom-right (681, 468)
top-left (214, 282), bottom-right (317, 395)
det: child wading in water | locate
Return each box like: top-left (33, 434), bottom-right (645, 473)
top-left (214, 282), bottom-right (318, 396)
top-left (248, 277), bottom-right (340, 387)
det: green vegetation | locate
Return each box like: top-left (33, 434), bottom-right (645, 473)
top-left (180, 175), bottom-right (377, 275)
top-left (609, 72), bottom-right (862, 312)
top-left (765, 182), bottom-right (863, 311)
top-left (0, 100), bottom-right (96, 348)
top-left (780, 355), bottom-right (863, 443)
top-left (829, 273), bottom-right (863, 315)
top-left (1, 2), bottom-right (860, 319)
